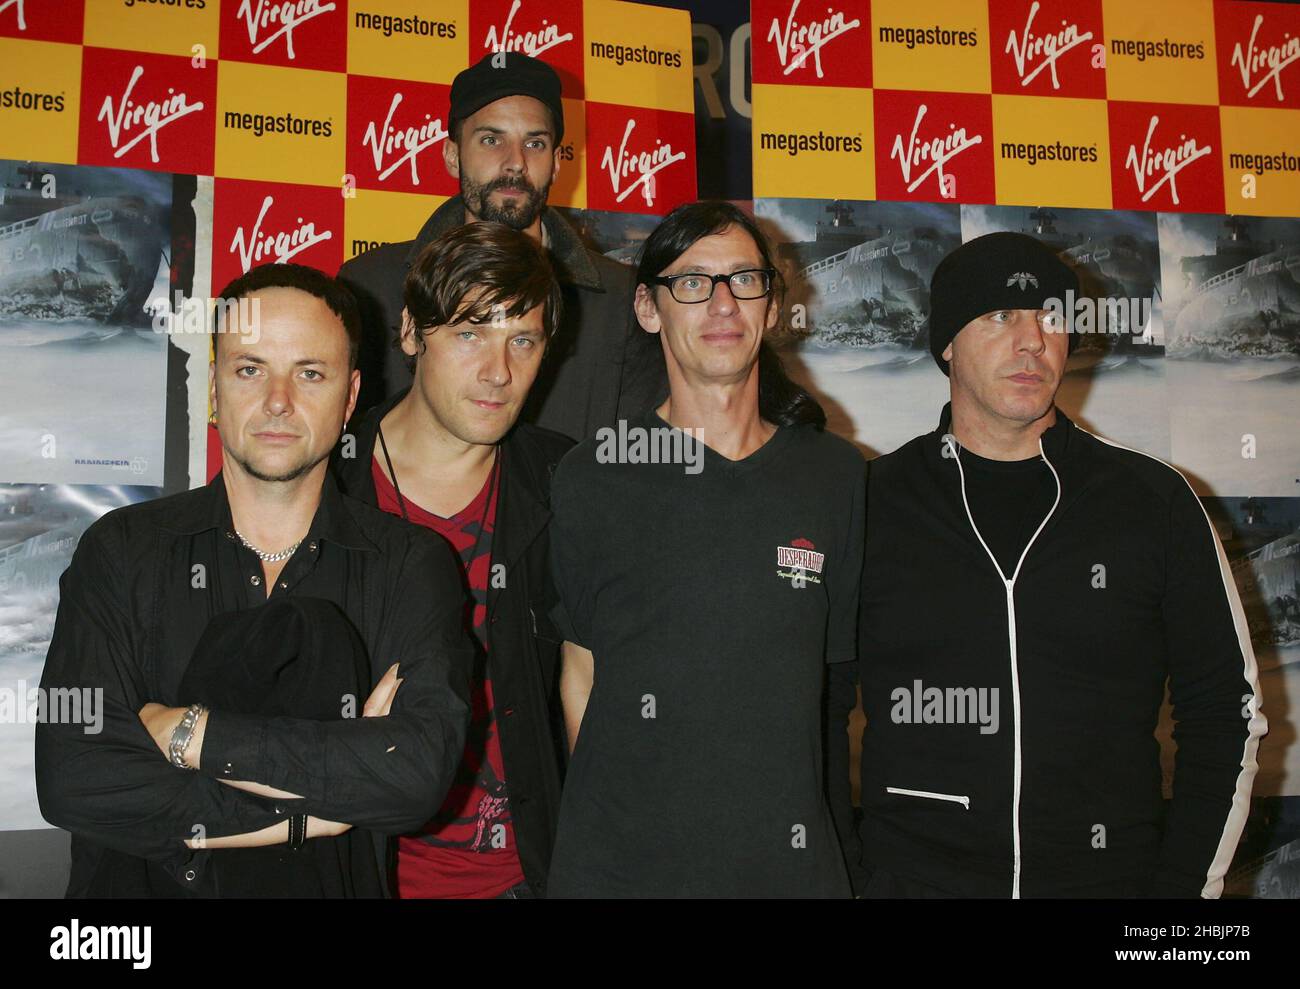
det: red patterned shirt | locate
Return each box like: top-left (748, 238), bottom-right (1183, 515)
top-left (372, 455), bottom-right (525, 898)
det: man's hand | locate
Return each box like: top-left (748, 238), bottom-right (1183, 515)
top-left (138, 702), bottom-right (207, 770)
top-left (363, 663), bottom-right (402, 718)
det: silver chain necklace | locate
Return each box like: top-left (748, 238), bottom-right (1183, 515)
top-left (234, 529), bottom-right (303, 563)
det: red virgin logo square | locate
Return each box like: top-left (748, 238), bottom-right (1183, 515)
top-left (1107, 101), bottom-right (1224, 213)
top-left (585, 102), bottom-right (695, 215)
top-left (0, 0), bottom-right (84, 42)
top-left (469, 0), bottom-right (584, 98)
top-left (218, 0), bottom-right (348, 73)
top-left (78, 48), bottom-right (216, 175)
top-left (211, 178), bottom-right (343, 293)
top-left (346, 74), bottom-right (456, 196)
top-left (1214, 0), bottom-right (1300, 109)
top-left (874, 89), bottom-right (995, 204)
top-left (990, 0), bottom-right (1106, 99)
top-left (751, 0), bottom-right (871, 88)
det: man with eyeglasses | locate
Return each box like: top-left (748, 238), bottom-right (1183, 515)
top-left (546, 200), bottom-right (865, 897)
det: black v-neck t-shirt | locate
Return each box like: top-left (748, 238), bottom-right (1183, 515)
top-left (547, 412), bottom-right (865, 897)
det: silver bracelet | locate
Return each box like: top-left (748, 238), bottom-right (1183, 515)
top-left (168, 703), bottom-right (205, 770)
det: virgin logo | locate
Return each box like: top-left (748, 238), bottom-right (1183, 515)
top-left (484, 0), bottom-right (574, 59)
top-left (361, 92), bottom-right (448, 185)
top-left (1004, 1), bottom-right (1093, 89)
top-left (889, 104), bottom-right (982, 195)
top-left (0, 0), bottom-right (26, 31)
top-left (600, 119), bottom-right (686, 207)
top-left (230, 195), bottom-right (333, 272)
top-left (1230, 14), bottom-right (1300, 101)
top-left (236, 0), bottom-right (336, 60)
top-left (766, 0), bottom-right (860, 78)
top-left (1123, 116), bottom-right (1211, 205)
top-left (97, 66), bottom-right (205, 163)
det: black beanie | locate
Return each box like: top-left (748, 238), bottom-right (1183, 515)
top-left (927, 232), bottom-right (1080, 376)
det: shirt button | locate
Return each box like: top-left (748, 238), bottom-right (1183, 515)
top-left (184, 869), bottom-right (196, 882)
top-left (250, 574), bottom-right (261, 586)
top-left (308, 542), bottom-right (318, 552)
top-left (279, 581), bottom-right (288, 589)
top-left (225, 530), bottom-right (236, 540)
top-left (490, 616), bottom-right (499, 625)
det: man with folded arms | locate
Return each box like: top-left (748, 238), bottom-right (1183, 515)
top-left (36, 263), bottom-right (474, 897)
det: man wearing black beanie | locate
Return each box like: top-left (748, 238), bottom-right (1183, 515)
top-left (830, 231), bottom-right (1266, 898)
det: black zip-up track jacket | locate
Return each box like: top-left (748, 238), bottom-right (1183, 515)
top-left (844, 405), bottom-right (1266, 898)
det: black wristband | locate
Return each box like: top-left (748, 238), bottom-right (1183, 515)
top-left (288, 814), bottom-right (307, 850)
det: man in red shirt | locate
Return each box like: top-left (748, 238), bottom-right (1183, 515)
top-left (332, 222), bottom-right (571, 897)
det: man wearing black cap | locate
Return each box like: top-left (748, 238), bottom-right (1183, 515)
top-left (833, 232), bottom-right (1266, 898)
top-left (339, 52), bottom-right (666, 442)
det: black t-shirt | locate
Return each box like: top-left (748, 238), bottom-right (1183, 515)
top-left (548, 411), bottom-right (865, 897)
top-left (957, 448), bottom-right (1058, 577)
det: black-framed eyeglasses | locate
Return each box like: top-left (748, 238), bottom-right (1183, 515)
top-left (648, 268), bottom-right (776, 304)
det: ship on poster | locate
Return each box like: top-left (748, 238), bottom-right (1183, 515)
top-left (754, 198), bottom-right (960, 455)
top-left (963, 204), bottom-right (1170, 460)
top-left (0, 483), bottom-right (154, 831)
top-left (0, 160), bottom-right (174, 487)
top-left (1160, 213), bottom-right (1300, 497)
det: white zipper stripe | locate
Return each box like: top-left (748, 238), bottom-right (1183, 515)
top-left (886, 786), bottom-right (971, 809)
top-left (1078, 427), bottom-right (1266, 898)
top-left (952, 436), bottom-right (1062, 900)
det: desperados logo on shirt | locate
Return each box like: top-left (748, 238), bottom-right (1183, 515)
top-left (777, 537), bottom-right (825, 586)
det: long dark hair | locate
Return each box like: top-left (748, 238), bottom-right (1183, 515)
top-left (635, 200), bottom-right (825, 429)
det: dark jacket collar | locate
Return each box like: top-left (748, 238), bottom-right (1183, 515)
top-left (403, 195), bottom-right (605, 292)
top-left (933, 401), bottom-right (1076, 461)
top-left (160, 469), bottom-right (378, 553)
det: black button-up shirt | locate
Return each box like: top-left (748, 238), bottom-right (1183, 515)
top-left (35, 472), bottom-right (474, 897)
